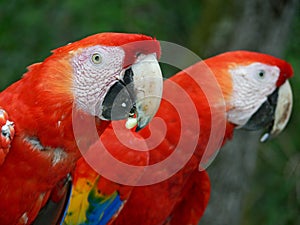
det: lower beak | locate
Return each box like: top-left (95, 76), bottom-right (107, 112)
top-left (101, 54), bottom-right (163, 131)
top-left (242, 81), bottom-right (293, 142)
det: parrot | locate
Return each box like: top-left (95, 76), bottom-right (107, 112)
top-left (0, 32), bottom-right (164, 225)
top-left (112, 50), bottom-right (293, 225)
top-left (7, 50), bottom-right (293, 225)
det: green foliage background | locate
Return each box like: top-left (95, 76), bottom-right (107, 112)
top-left (0, 0), bottom-right (299, 224)
top-left (243, 15), bottom-right (300, 225)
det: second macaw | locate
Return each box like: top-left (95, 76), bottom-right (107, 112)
top-left (113, 51), bottom-right (293, 225)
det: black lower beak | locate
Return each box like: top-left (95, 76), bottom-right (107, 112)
top-left (242, 88), bottom-right (279, 131)
top-left (101, 68), bottom-right (136, 120)
top-left (100, 54), bottom-right (163, 131)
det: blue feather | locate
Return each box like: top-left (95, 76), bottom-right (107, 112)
top-left (98, 194), bottom-right (122, 225)
top-left (61, 177), bottom-right (124, 225)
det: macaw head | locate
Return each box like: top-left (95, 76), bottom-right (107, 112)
top-left (207, 50), bottom-right (293, 142)
top-left (39, 33), bottom-right (163, 130)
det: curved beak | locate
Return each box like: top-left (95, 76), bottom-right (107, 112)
top-left (241, 81), bottom-right (293, 142)
top-left (101, 54), bottom-right (163, 131)
top-left (260, 80), bottom-right (293, 142)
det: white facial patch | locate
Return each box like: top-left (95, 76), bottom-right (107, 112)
top-left (227, 62), bottom-right (280, 126)
top-left (71, 45), bottom-right (125, 117)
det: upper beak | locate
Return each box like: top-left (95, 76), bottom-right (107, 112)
top-left (260, 80), bottom-right (293, 142)
top-left (242, 81), bottom-right (293, 142)
top-left (101, 54), bottom-right (163, 131)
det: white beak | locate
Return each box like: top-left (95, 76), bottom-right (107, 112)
top-left (130, 54), bottom-right (163, 131)
top-left (260, 80), bottom-right (293, 142)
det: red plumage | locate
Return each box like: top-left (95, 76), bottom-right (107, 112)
top-left (112, 51), bottom-right (293, 224)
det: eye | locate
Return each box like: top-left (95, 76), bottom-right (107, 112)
top-left (91, 53), bottom-right (102, 64)
top-left (257, 70), bottom-right (265, 79)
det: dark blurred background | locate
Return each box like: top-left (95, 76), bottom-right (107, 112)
top-left (0, 0), bottom-right (299, 224)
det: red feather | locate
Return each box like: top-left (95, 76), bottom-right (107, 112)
top-left (111, 51), bottom-right (292, 225)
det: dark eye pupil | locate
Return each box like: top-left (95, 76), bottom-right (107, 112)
top-left (259, 70), bottom-right (265, 77)
top-left (92, 53), bottom-right (102, 64)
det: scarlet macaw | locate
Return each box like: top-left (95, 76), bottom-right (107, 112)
top-left (113, 51), bottom-right (293, 225)
top-left (0, 33), bottom-right (163, 225)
